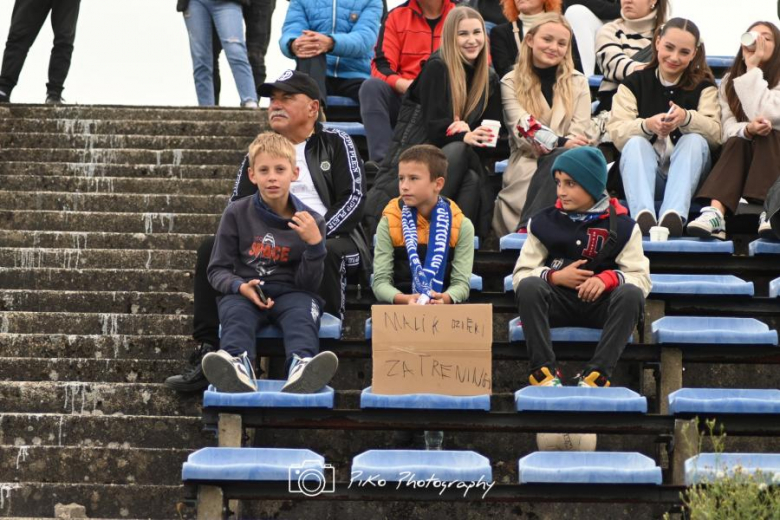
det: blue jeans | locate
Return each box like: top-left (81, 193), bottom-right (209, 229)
top-left (620, 134), bottom-right (711, 221)
top-left (183, 0), bottom-right (257, 105)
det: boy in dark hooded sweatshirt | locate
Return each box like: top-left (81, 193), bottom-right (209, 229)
top-left (512, 147), bottom-right (651, 388)
top-left (202, 132), bottom-right (338, 394)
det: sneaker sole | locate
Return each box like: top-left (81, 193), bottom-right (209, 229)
top-left (164, 375), bottom-right (209, 393)
top-left (660, 213), bottom-right (683, 237)
top-left (281, 352), bottom-right (339, 394)
top-left (758, 226), bottom-right (776, 241)
top-left (686, 222), bottom-right (725, 240)
top-left (635, 213), bottom-right (656, 236)
top-left (202, 353), bottom-right (256, 393)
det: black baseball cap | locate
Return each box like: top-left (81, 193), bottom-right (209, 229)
top-left (258, 70), bottom-right (324, 103)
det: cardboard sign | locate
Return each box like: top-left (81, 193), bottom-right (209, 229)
top-left (371, 304), bottom-right (492, 396)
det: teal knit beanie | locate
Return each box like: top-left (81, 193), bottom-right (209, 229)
top-left (551, 147), bottom-right (608, 202)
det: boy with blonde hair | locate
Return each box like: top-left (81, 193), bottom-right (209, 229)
top-left (203, 132), bottom-right (338, 393)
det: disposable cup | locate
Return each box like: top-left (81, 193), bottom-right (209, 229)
top-left (649, 226), bottom-right (670, 242)
top-left (481, 119), bottom-right (501, 147)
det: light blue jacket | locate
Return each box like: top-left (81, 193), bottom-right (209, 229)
top-left (280, 0), bottom-right (383, 79)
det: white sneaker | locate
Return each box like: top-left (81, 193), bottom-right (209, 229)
top-left (686, 207), bottom-right (726, 240)
top-left (659, 210), bottom-right (684, 237)
top-left (242, 100), bottom-right (259, 108)
top-left (758, 211), bottom-right (774, 240)
top-left (281, 352), bottom-right (339, 394)
top-left (201, 350), bottom-right (257, 393)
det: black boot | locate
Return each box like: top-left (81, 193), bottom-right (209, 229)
top-left (164, 342), bottom-right (218, 393)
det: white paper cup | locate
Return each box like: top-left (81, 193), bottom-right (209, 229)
top-left (741, 31), bottom-right (759, 50)
top-left (649, 226), bottom-right (670, 242)
top-left (481, 119), bottom-right (501, 147)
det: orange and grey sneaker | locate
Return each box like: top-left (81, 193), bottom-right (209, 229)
top-left (529, 367), bottom-right (563, 387)
top-left (577, 371), bottom-right (611, 388)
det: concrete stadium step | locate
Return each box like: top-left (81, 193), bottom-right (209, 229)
top-left (0, 382), bottom-right (201, 416)
top-left (4, 104), bottom-right (266, 121)
top-left (0, 334), bottom-right (193, 361)
top-left (0, 248), bottom-right (196, 270)
top-left (0, 132), bottom-right (254, 151)
top-left (0, 191), bottom-right (227, 214)
top-left (0, 312), bottom-right (190, 336)
top-left (0, 210), bottom-right (220, 234)
top-left (0, 148), bottom-right (244, 166)
top-left (4, 117), bottom-right (262, 136)
top-left (0, 162), bottom-right (238, 180)
top-left (0, 176), bottom-right (232, 196)
top-left (0, 230), bottom-right (211, 250)
top-left (0, 357), bottom-right (182, 383)
top-left (0, 446), bottom-right (190, 485)
top-left (2, 414), bottom-right (209, 450)
top-left (0, 268), bottom-right (193, 292)
top-left (0, 482), bottom-right (185, 519)
top-left (0, 290), bottom-right (191, 315)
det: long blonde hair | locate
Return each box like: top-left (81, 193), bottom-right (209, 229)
top-left (440, 6), bottom-right (490, 121)
top-left (512, 13), bottom-right (576, 120)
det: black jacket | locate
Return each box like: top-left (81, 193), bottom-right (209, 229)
top-left (564, 0), bottom-right (621, 20)
top-left (490, 20), bottom-right (584, 79)
top-left (230, 122), bottom-right (371, 278)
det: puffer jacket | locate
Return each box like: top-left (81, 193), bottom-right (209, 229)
top-left (280, 0), bottom-right (384, 79)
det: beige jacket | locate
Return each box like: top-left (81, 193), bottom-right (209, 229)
top-left (608, 82), bottom-right (721, 151)
top-left (492, 71), bottom-right (596, 236)
top-left (721, 68), bottom-right (780, 141)
top-left (512, 222), bottom-right (652, 298)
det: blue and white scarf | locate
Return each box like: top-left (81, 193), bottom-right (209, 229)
top-left (401, 197), bottom-right (452, 305)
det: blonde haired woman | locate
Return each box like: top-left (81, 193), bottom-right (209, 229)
top-left (493, 12), bottom-right (596, 235)
top-left (365, 6), bottom-right (503, 237)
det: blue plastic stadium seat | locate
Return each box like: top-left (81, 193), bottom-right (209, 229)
top-left (668, 388), bottom-right (780, 415)
top-left (515, 386), bottom-right (647, 413)
top-left (651, 317), bottom-right (778, 345)
top-left (182, 447), bottom-right (325, 481)
top-left (771, 277), bottom-right (780, 298)
top-left (326, 96), bottom-right (359, 107)
top-left (749, 239), bottom-right (780, 256)
top-left (706, 56), bottom-right (734, 69)
top-left (499, 233), bottom-right (527, 251)
top-left (504, 274), bottom-right (513, 292)
top-left (361, 386), bottom-right (491, 411)
top-left (203, 379), bottom-right (335, 408)
top-left (256, 312), bottom-right (341, 339)
top-left (509, 317), bottom-right (633, 343)
top-left (650, 274), bottom-right (754, 296)
top-left (588, 75), bottom-right (603, 88)
top-left (642, 237), bottom-right (734, 253)
top-left (323, 122), bottom-right (365, 136)
top-left (352, 450), bottom-right (492, 482)
top-left (495, 159), bottom-right (507, 174)
top-left (685, 453), bottom-right (780, 486)
top-left (367, 274), bottom-right (482, 291)
top-left (518, 452), bottom-right (662, 484)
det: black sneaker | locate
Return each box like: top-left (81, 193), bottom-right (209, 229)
top-left (45, 93), bottom-right (63, 104)
top-left (0, 89), bottom-right (9, 103)
top-left (164, 342), bottom-right (218, 392)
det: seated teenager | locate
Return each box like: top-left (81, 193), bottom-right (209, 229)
top-left (373, 144), bottom-right (476, 305)
top-left (687, 22), bottom-right (780, 240)
top-left (202, 132), bottom-right (338, 394)
top-left (493, 13), bottom-right (595, 236)
top-left (607, 18), bottom-right (721, 236)
top-left (513, 147), bottom-right (650, 388)
top-left (563, 0), bottom-right (621, 76)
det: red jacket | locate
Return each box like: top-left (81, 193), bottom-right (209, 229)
top-left (370, 0), bottom-right (456, 89)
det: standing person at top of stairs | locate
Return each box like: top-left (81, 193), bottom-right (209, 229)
top-left (0, 0), bottom-right (82, 104)
top-left (166, 70), bottom-right (370, 393)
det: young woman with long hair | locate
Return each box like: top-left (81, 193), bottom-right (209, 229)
top-left (608, 17), bottom-right (721, 236)
top-left (493, 12), bottom-right (595, 235)
top-left (687, 21), bottom-right (780, 240)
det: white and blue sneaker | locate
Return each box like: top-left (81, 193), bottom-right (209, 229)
top-left (758, 211), bottom-right (774, 240)
top-left (686, 206), bottom-right (726, 240)
top-left (201, 350), bottom-right (257, 393)
top-left (281, 352), bottom-right (339, 394)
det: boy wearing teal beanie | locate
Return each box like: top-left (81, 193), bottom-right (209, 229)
top-left (511, 147), bottom-right (651, 388)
